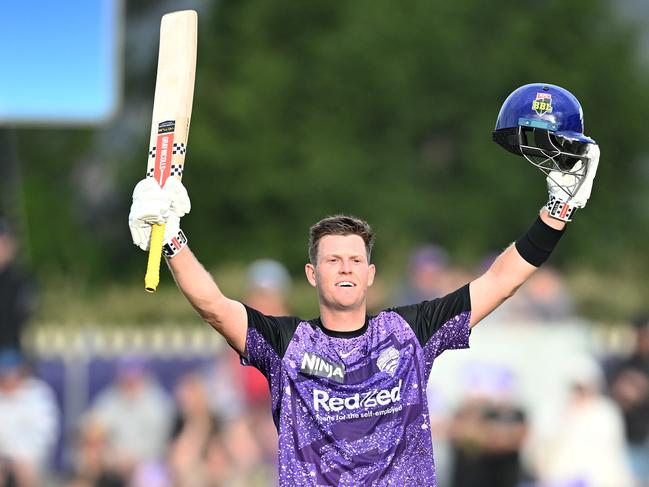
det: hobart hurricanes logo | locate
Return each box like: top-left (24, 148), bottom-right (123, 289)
top-left (300, 352), bottom-right (345, 383)
top-left (532, 92), bottom-right (553, 116)
top-left (377, 346), bottom-right (400, 376)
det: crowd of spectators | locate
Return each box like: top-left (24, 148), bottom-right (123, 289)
top-left (1, 228), bottom-right (648, 486)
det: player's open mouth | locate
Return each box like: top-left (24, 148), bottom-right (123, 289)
top-left (336, 281), bottom-right (356, 287)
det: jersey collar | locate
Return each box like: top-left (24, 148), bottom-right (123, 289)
top-left (309, 316), bottom-right (370, 339)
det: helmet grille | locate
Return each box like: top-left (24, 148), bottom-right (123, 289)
top-left (493, 126), bottom-right (591, 199)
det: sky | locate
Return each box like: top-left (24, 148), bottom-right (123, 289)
top-left (0, 0), bottom-right (122, 125)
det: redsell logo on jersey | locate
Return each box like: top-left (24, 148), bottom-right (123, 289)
top-left (154, 120), bottom-right (175, 185)
top-left (532, 92), bottom-right (553, 117)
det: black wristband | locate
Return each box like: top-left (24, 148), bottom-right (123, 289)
top-left (514, 217), bottom-right (565, 267)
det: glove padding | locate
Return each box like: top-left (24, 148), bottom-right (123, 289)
top-left (129, 178), bottom-right (191, 251)
top-left (546, 143), bottom-right (600, 221)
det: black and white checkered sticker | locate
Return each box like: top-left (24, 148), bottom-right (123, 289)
top-left (148, 142), bottom-right (187, 158)
top-left (145, 165), bottom-right (183, 178)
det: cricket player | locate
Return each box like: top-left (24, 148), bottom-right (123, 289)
top-left (128, 83), bottom-right (600, 486)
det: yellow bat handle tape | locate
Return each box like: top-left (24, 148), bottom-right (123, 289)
top-left (145, 223), bottom-right (165, 293)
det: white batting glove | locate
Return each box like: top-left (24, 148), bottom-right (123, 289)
top-left (128, 178), bottom-right (191, 251)
top-left (545, 143), bottom-right (600, 221)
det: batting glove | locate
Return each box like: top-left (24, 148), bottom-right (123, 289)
top-left (128, 178), bottom-right (191, 251)
top-left (545, 143), bottom-right (600, 222)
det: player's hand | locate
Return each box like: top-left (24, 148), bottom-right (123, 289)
top-left (545, 143), bottom-right (600, 221)
top-left (128, 178), bottom-right (191, 251)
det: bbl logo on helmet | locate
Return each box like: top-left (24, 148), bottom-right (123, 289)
top-left (532, 92), bottom-right (553, 116)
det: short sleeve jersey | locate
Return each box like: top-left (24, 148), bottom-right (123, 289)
top-left (242, 284), bottom-right (471, 487)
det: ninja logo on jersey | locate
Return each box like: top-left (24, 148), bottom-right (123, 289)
top-left (300, 352), bottom-right (345, 383)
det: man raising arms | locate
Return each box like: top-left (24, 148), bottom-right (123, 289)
top-left (128, 83), bottom-right (600, 486)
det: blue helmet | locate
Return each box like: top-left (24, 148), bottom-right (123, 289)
top-left (494, 83), bottom-right (594, 145)
top-left (493, 83), bottom-right (595, 196)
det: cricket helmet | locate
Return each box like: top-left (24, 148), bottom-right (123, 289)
top-left (492, 83), bottom-right (596, 198)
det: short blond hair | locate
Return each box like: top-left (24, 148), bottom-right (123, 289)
top-left (308, 215), bottom-right (374, 264)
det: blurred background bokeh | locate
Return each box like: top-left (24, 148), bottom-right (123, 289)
top-left (1, 0), bottom-right (648, 486)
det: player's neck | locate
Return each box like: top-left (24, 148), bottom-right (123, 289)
top-left (319, 306), bottom-right (367, 333)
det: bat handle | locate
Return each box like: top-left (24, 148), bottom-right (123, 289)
top-left (145, 223), bottom-right (166, 293)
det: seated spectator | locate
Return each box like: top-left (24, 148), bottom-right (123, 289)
top-left (168, 372), bottom-right (221, 486)
top-left (0, 220), bottom-right (38, 352)
top-left (221, 415), bottom-right (271, 487)
top-left (201, 260), bottom-right (292, 425)
top-left (606, 313), bottom-right (649, 486)
top-left (528, 355), bottom-right (634, 487)
top-left (239, 259), bottom-right (291, 409)
top-left (201, 351), bottom-right (245, 423)
top-left (203, 430), bottom-right (233, 486)
top-left (0, 348), bottom-right (58, 487)
top-left (67, 415), bottom-right (127, 487)
top-left (448, 363), bottom-right (529, 487)
top-left (87, 356), bottom-right (173, 480)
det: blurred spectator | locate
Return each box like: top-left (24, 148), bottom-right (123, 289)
top-left (0, 220), bottom-right (37, 351)
top-left (203, 260), bottom-right (292, 419)
top-left (244, 258), bottom-right (291, 316)
top-left (510, 267), bottom-right (576, 321)
top-left (528, 355), bottom-right (633, 487)
top-left (222, 415), bottom-right (271, 487)
top-left (192, 260), bottom-right (291, 486)
top-left (167, 372), bottom-right (221, 486)
top-left (238, 259), bottom-right (290, 409)
top-left (202, 352), bottom-right (245, 423)
top-left (606, 314), bottom-right (649, 486)
top-left (86, 356), bottom-right (173, 480)
top-left (448, 363), bottom-right (529, 487)
top-left (68, 416), bottom-right (127, 487)
top-left (0, 348), bottom-right (58, 487)
top-left (203, 431), bottom-right (235, 486)
top-left (425, 386), bottom-right (453, 487)
top-left (393, 244), bottom-right (453, 306)
top-left (239, 259), bottom-right (290, 465)
top-left (480, 265), bottom-right (575, 323)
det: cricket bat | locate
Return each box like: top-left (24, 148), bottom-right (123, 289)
top-left (144, 10), bottom-right (197, 293)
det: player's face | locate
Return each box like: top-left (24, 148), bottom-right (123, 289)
top-left (305, 234), bottom-right (375, 311)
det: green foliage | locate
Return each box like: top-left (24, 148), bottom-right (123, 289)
top-left (10, 0), bottom-right (649, 320)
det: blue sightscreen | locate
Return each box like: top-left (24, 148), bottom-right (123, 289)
top-left (0, 0), bottom-right (122, 125)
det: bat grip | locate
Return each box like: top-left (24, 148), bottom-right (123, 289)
top-left (145, 223), bottom-right (166, 293)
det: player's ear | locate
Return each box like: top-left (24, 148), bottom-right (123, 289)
top-left (305, 263), bottom-right (317, 287)
top-left (367, 263), bottom-right (376, 287)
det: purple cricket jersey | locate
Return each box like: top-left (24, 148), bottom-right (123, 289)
top-left (241, 284), bottom-right (471, 486)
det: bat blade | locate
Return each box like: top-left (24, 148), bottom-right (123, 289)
top-left (144, 10), bottom-right (197, 293)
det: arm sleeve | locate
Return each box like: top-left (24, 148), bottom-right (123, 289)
top-left (241, 305), bottom-right (300, 377)
top-left (390, 284), bottom-right (471, 348)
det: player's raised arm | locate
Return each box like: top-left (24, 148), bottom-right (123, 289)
top-left (469, 83), bottom-right (600, 328)
top-left (128, 178), bottom-right (248, 354)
